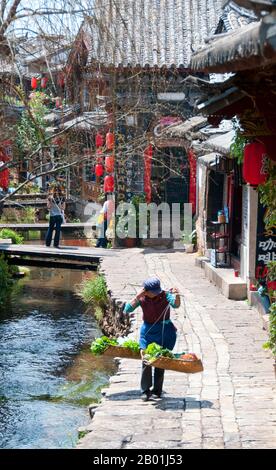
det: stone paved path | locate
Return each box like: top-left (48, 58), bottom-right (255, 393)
top-left (77, 249), bottom-right (276, 449)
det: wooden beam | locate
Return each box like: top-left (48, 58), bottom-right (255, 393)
top-left (0, 246), bottom-right (102, 264)
top-left (0, 223), bottom-right (94, 231)
top-left (8, 257), bottom-right (98, 271)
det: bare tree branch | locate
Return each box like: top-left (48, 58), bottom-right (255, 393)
top-left (0, 0), bottom-right (21, 36)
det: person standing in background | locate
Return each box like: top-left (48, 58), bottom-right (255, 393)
top-left (96, 194), bottom-right (115, 248)
top-left (45, 187), bottom-right (66, 248)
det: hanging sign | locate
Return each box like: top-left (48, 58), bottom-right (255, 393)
top-left (255, 199), bottom-right (276, 279)
top-left (188, 149), bottom-right (196, 215)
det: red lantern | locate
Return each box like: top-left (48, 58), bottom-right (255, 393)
top-left (41, 77), bottom-right (48, 88)
top-left (0, 152), bottom-right (9, 191)
top-left (0, 167), bottom-right (9, 190)
top-left (243, 142), bottom-right (269, 186)
top-left (104, 175), bottom-right (114, 193)
top-left (31, 77), bottom-right (37, 89)
top-left (96, 133), bottom-right (104, 148)
top-left (105, 155), bottom-right (115, 173)
top-left (106, 132), bottom-right (115, 150)
top-left (95, 164), bottom-right (104, 177)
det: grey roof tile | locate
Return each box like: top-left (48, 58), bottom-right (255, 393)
top-left (83, 0), bottom-right (225, 68)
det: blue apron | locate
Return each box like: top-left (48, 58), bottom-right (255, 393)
top-left (139, 319), bottom-right (177, 350)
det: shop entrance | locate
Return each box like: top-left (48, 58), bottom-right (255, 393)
top-left (227, 174), bottom-right (243, 262)
top-left (151, 147), bottom-right (189, 205)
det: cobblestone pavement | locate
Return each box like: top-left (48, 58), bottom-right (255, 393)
top-left (77, 249), bottom-right (276, 449)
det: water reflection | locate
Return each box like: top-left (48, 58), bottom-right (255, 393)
top-left (0, 267), bottom-right (116, 449)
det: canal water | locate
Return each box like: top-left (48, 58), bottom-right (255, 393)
top-left (0, 267), bottom-right (116, 449)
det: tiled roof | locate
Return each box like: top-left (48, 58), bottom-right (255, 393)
top-left (219, 1), bottom-right (257, 32)
top-left (82, 0), bottom-right (225, 68)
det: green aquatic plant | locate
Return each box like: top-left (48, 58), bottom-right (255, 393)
top-left (78, 430), bottom-right (89, 440)
top-left (0, 255), bottom-right (13, 308)
top-left (94, 306), bottom-right (104, 322)
top-left (77, 275), bottom-right (108, 308)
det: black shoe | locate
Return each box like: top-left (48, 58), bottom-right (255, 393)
top-left (151, 390), bottom-right (162, 398)
top-left (141, 391), bottom-right (151, 402)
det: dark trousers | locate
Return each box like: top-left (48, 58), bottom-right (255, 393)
top-left (96, 220), bottom-right (108, 248)
top-left (45, 215), bottom-right (63, 247)
top-left (141, 361), bottom-right (165, 395)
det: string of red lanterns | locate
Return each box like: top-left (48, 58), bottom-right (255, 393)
top-left (94, 131), bottom-right (115, 193)
top-left (105, 155), bottom-right (114, 173)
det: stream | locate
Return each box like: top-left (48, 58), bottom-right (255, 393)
top-left (0, 267), bottom-right (116, 449)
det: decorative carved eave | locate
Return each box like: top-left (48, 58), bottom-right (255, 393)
top-left (191, 12), bottom-right (276, 73)
top-left (226, 0), bottom-right (276, 13)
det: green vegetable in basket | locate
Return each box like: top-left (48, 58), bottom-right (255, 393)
top-left (90, 336), bottom-right (118, 355)
top-left (121, 339), bottom-right (140, 353)
top-left (144, 342), bottom-right (174, 359)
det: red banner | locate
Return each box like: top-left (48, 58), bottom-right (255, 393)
top-left (188, 149), bottom-right (196, 215)
top-left (144, 145), bottom-right (153, 204)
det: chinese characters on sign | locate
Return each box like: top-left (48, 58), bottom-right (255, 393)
top-left (257, 239), bottom-right (276, 264)
top-left (255, 200), bottom-right (276, 279)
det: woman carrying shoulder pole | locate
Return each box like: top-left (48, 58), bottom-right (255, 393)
top-left (123, 277), bottom-right (180, 401)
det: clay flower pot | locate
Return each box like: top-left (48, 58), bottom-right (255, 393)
top-left (124, 238), bottom-right (136, 248)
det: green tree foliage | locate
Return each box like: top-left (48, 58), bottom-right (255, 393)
top-left (258, 164), bottom-right (276, 230)
top-left (16, 91), bottom-right (48, 154)
top-left (230, 132), bottom-right (248, 164)
top-left (263, 302), bottom-right (276, 357)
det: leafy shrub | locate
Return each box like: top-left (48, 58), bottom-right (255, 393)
top-left (0, 207), bottom-right (36, 223)
top-left (267, 261), bottom-right (276, 281)
top-left (0, 228), bottom-right (24, 244)
top-left (21, 207), bottom-right (37, 223)
top-left (263, 302), bottom-right (276, 357)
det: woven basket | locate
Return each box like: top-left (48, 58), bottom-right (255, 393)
top-left (149, 356), bottom-right (203, 374)
top-left (103, 345), bottom-right (141, 359)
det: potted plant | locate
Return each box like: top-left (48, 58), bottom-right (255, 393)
top-left (123, 235), bottom-right (137, 248)
top-left (183, 229), bottom-right (197, 253)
